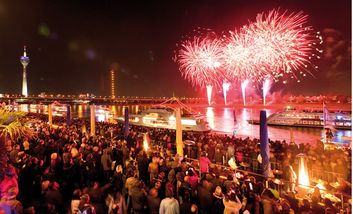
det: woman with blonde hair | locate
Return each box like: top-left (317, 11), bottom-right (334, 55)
top-left (223, 189), bottom-right (242, 214)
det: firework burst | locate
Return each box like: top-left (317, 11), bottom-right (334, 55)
top-left (222, 9), bottom-right (322, 84)
top-left (176, 33), bottom-right (225, 89)
top-left (246, 9), bottom-right (323, 81)
top-left (222, 28), bottom-right (257, 82)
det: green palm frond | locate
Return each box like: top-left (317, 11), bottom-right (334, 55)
top-left (0, 109), bottom-right (26, 125)
top-left (0, 108), bottom-right (32, 181)
top-left (0, 108), bottom-right (32, 141)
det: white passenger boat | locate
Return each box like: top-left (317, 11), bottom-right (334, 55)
top-left (249, 106), bottom-right (351, 130)
top-left (116, 98), bottom-right (211, 132)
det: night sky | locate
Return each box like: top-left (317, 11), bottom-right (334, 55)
top-left (0, 0), bottom-right (351, 97)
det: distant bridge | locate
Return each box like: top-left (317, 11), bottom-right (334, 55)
top-left (0, 95), bottom-right (206, 105)
top-left (0, 95), bottom-right (350, 111)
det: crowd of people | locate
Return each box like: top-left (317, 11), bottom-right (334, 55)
top-left (0, 112), bottom-right (351, 214)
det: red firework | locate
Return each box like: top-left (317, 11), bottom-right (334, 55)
top-left (176, 33), bottom-right (225, 88)
top-left (222, 27), bottom-right (262, 82)
top-left (246, 9), bottom-right (323, 82)
top-left (223, 9), bottom-right (322, 83)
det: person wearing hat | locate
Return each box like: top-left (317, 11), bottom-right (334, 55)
top-left (211, 186), bottom-right (225, 214)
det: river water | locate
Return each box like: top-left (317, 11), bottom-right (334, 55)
top-left (17, 103), bottom-right (351, 145)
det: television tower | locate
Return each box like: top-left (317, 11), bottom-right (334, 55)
top-left (20, 46), bottom-right (30, 97)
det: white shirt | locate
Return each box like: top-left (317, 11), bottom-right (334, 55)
top-left (159, 197), bottom-right (179, 214)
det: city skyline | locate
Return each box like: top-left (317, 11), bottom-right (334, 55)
top-left (0, 0), bottom-right (350, 97)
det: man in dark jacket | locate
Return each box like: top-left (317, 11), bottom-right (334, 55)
top-left (88, 181), bottom-right (110, 214)
top-left (43, 182), bottom-right (65, 213)
top-left (197, 179), bottom-right (212, 214)
top-left (147, 188), bottom-right (161, 214)
top-left (137, 151), bottom-right (149, 184)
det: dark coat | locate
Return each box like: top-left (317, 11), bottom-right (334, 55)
top-left (44, 189), bottom-right (65, 213)
top-left (197, 186), bottom-right (212, 214)
top-left (211, 196), bottom-right (225, 214)
top-left (131, 187), bottom-right (147, 212)
top-left (147, 195), bottom-right (161, 214)
top-left (111, 172), bottom-right (124, 192)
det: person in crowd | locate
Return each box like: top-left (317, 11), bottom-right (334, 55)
top-left (130, 181), bottom-right (147, 214)
top-left (105, 186), bottom-right (127, 214)
top-left (0, 187), bottom-right (23, 214)
top-left (78, 194), bottom-right (96, 214)
top-left (261, 189), bottom-right (279, 214)
top-left (148, 156), bottom-right (159, 183)
top-left (43, 181), bottom-right (65, 213)
top-left (147, 187), bottom-right (160, 214)
top-left (214, 148), bottom-right (223, 165)
top-left (137, 151), bottom-right (149, 185)
top-left (223, 189), bottom-right (242, 214)
top-left (282, 159), bottom-right (297, 193)
top-left (200, 151), bottom-right (211, 175)
top-left (159, 185), bottom-right (179, 214)
top-left (110, 165), bottom-right (124, 193)
top-left (87, 181), bottom-right (110, 214)
top-left (211, 186), bottom-right (225, 214)
top-left (223, 174), bottom-right (236, 193)
top-left (197, 178), bottom-right (212, 214)
top-left (71, 189), bottom-right (82, 214)
top-left (179, 191), bottom-right (192, 214)
top-left (101, 149), bottom-right (112, 184)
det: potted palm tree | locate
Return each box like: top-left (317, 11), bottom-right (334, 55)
top-left (0, 107), bottom-right (32, 199)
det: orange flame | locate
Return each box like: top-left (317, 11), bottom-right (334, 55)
top-left (143, 133), bottom-right (149, 152)
top-left (298, 154), bottom-right (310, 187)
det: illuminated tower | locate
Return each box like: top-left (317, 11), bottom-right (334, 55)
top-left (20, 46), bottom-right (30, 97)
top-left (110, 69), bottom-right (116, 98)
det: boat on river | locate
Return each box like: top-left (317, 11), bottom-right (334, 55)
top-left (248, 106), bottom-right (351, 130)
top-left (115, 98), bottom-right (211, 132)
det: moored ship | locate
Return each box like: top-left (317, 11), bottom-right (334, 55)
top-left (116, 106), bottom-right (211, 132)
top-left (249, 106), bottom-right (351, 130)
